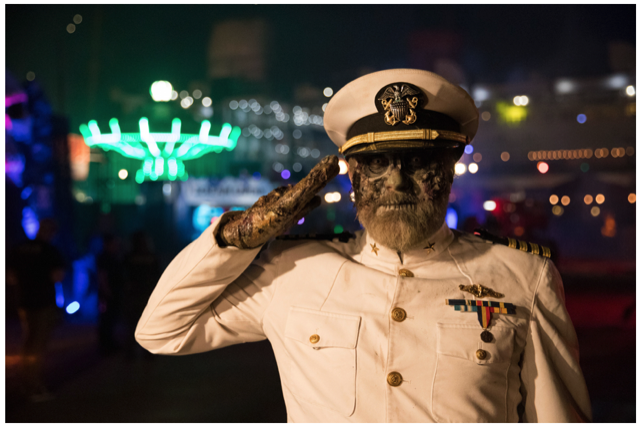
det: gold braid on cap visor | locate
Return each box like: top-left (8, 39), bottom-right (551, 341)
top-left (339, 129), bottom-right (469, 154)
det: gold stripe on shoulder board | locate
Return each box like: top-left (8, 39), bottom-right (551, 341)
top-left (518, 240), bottom-right (528, 252)
top-left (530, 242), bottom-right (540, 256)
top-left (473, 228), bottom-right (551, 259)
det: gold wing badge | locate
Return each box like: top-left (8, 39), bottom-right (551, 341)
top-left (378, 84), bottom-right (420, 126)
top-left (459, 284), bottom-right (504, 299)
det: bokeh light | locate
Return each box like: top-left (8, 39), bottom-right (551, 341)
top-left (455, 163), bottom-right (466, 175)
top-left (590, 206), bottom-right (600, 217)
top-left (468, 163), bottom-right (478, 174)
top-left (150, 81), bottom-right (173, 102)
top-left (464, 145), bottom-right (474, 154)
top-left (577, 114), bottom-right (587, 124)
top-left (537, 162), bottom-right (549, 173)
top-left (628, 193), bottom-right (636, 203)
top-left (561, 196), bottom-right (570, 206)
top-left (66, 301), bottom-right (80, 314)
top-left (483, 200), bottom-right (496, 211)
top-left (323, 87), bottom-right (333, 97)
top-left (281, 169), bottom-right (291, 179)
top-left (473, 153), bottom-right (482, 162)
top-left (552, 205), bottom-right (564, 216)
top-left (118, 169), bottom-right (128, 180)
top-left (338, 159), bottom-right (348, 175)
top-left (595, 194), bottom-right (605, 204)
top-left (501, 152), bottom-right (510, 162)
top-left (556, 80), bottom-right (575, 94)
top-left (445, 207), bottom-right (458, 229)
top-left (324, 192), bottom-right (341, 203)
top-left (584, 195), bottom-right (593, 205)
top-left (549, 195), bottom-right (559, 205)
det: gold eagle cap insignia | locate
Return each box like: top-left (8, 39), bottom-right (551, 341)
top-left (459, 284), bottom-right (504, 299)
top-left (378, 84), bottom-right (420, 126)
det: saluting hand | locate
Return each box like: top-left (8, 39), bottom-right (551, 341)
top-left (217, 155), bottom-right (340, 249)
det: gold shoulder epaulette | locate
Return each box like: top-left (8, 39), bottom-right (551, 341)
top-left (473, 228), bottom-right (551, 258)
top-left (277, 232), bottom-right (355, 243)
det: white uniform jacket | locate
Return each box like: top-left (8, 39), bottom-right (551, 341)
top-left (136, 214), bottom-right (592, 423)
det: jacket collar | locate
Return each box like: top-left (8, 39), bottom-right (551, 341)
top-left (358, 220), bottom-right (454, 268)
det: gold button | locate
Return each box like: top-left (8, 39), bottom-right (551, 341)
top-left (391, 307), bottom-right (407, 322)
top-left (398, 269), bottom-right (414, 278)
top-left (309, 334), bottom-right (320, 344)
top-left (476, 349), bottom-right (488, 360)
top-left (387, 371), bottom-right (403, 387)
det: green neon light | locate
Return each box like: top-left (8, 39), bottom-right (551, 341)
top-left (80, 117), bottom-right (240, 182)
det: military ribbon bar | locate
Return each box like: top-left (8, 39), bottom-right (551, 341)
top-left (445, 299), bottom-right (516, 329)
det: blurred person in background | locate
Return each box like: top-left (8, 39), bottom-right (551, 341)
top-left (97, 234), bottom-right (124, 356)
top-left (136, 70), bottom-right (591, 422)
top-left (123, 231), bottom-right (161, 360)
top-left (7, 218), bottom-right (65, 402)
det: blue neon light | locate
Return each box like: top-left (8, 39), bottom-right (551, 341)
top-left (22, 207), bottom-right (39, 239)
top-left (66, 301), bottom-right (80, 314)
top-left (193, 205), bottom-right (225, 232)
top-left (445, 207), bottom-right (458, 230)
top-left (55, 282), bottom-right (64, 308)
top-left (21, 187), bottom-right (33, 200)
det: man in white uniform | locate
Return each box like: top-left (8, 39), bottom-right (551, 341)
top-left (136, 69), bottom-right (592, 422)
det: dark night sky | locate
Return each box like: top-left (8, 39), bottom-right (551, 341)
top-left (6, 4), bottom-right (635, 128)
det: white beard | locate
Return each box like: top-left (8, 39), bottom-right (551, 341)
top-left (356, 193), bottom-right (448, 253)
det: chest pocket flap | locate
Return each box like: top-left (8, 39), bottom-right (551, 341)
top-left (433, 323), bottom-right (516, 422)
top-left (437, 323), bottom-right (514, 364)
top-left (283, 306), bottom-right (361, 416)
top-left (285, 306), bottom-right (361, 349)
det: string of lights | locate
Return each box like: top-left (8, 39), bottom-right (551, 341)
top-left (528, 147), bottom-right (634, 161)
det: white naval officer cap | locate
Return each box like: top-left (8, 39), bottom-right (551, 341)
top-left (323, 68), bottom-right (478, 158)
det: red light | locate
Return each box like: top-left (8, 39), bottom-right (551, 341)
top-left (537, 161), bottom-right (549, 174)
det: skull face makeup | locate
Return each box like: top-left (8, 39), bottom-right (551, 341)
top-left (348, 149), bottom-right (456, 253)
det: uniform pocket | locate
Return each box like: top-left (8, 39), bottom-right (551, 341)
top-left (432, 323), bottom-right (515, 422)
top-left (284, 306), bottom-right (361, 416)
